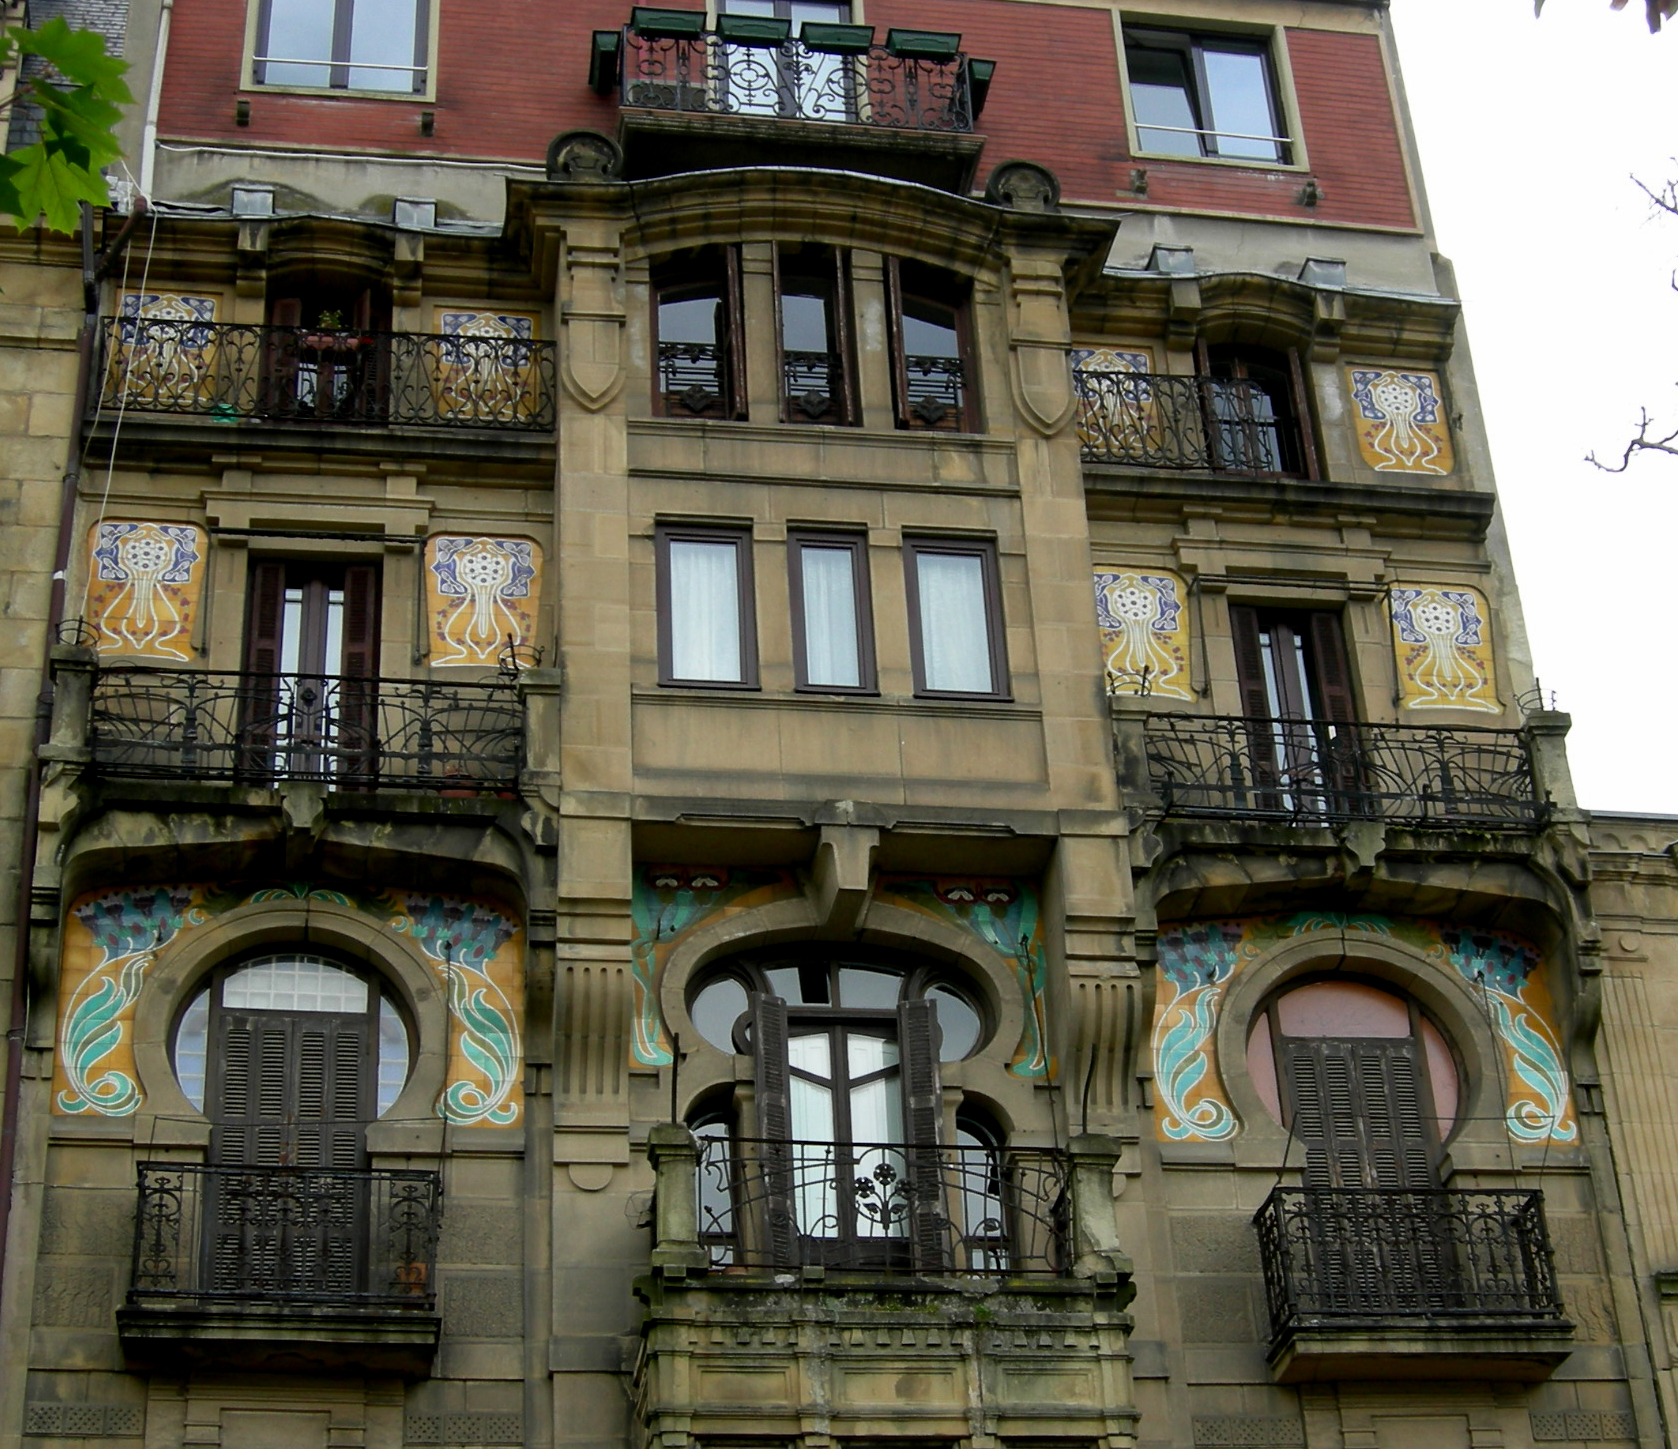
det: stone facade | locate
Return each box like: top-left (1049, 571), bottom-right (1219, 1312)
top-left (0, 6), bottom-right (1670, 1449)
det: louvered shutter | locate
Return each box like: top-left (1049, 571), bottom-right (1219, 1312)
top-left (338, 565), bottom-right (381, 782)
top-left (751, 994), bottom-right (797, 1266)
top-left (239, 560), bottom-right (286, 781)
top-left (1285, 348), bottom-right (1320, 480)
top-left (1307, 611), bottom-right (1357, 723)
top-left (885, 257), bottom-right (911, 429)
top-left (771, 245), bottom-right (788, 423)
top-left (898, 997), bottom-right (948, 1270)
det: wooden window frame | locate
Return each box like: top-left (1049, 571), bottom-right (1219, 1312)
top-left (787, 528), bottom-right (876, 695)
top-left (774, 244), bottom-right (858, 427)
top-left (902, 535), bottom-right (1010, 702)
top-left (652, 247), bottom-right (748, 422)
top-left (654, 522), bottom-right (759, 690)
top-left (886, 257), bottom-right (977, 434)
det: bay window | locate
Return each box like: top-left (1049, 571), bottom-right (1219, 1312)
top-left (788, 530), bottom-right (874, 693)
top-left (903, 537), bottom-right (1008, 699)
top-left (656, 524), bottom-right (758, 688)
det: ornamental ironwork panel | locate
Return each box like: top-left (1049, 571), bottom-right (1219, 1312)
top-left (620, 30), bottom-right (975, 133)
top-left (129, 1162), bottom-right (441, 1308)
top-left (903, 353), bottom-right (966, 430)
top-left (782, 348), bottom-right (845, 422)
top-left (658, 341), bottom-right (729, 417)
top-left (696, 1136), bottom-right (1069, 1275)
top-left (1140, 714), bottom-right (1545, 830)
top-left (94, 318), bottom-right (557, 432)
top-left (1253, 1188), bottom-right (1565, 1338)
top-left (89, 668), bottom-right (522, 791)
top-left (1073, 368), bottom-right (1299, 474)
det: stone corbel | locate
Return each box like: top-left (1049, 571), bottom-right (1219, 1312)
top-left (393, 230), bottom-right (424, 311)
top-left (236, 219), bottom-right (270, 301)
top-left (1005, 257), bottom-right (1077, 436)
top-left (560, 236), bottom-right (627, 412)
top-left (807, 824), bottom-right (879, 939)
top-left (1164, 275), bottom-right (1202, 357)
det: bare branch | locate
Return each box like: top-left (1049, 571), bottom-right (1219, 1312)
top-left (1589, 407), bottom-right (1678, 472)
top-left (1635, 171), bottom-right (1678, 218)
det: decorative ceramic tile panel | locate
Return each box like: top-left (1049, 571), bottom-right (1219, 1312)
top-left (54, 884), bottom-right (524, 1127)
top-left (86, 521), bottom-right (206, 661)
top-left (1072, 346), bottom-right (1153, 456)
top-left (111, 291), bottom-right (220, 407)
top-left (433, 308), bottom-right (543, 422)
top-left (1347, 366), bottom-right (1454, 474)
top-left (1390, 583), bottom-right (1501, 713)
top-left (1151, 913), bottom-right (1575, 1146)
top-left (1093, 567), bottom-right (1193, 700)
top-left (425, 535), bottom-right (542, 667)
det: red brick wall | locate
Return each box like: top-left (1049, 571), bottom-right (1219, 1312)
top-left (157, 0), bottom-right (1413, 231)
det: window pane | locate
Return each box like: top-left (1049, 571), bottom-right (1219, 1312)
top-left (261, 0), bottom-right (336, 87)
top-left (928, 983), bottom-right (981, 1060)
top-left (836, 966), bottom-right (898, 1009)
top-left (1201, 47), bottom-right (1280, 160)
top-left (347, 0), bottom-right (422, 90)
top-left (849, 1074), bottom-right (902, 1147)
top-left (377, 996), bottom-right (409, 1115)
top-left (1127, 45), bottom-right (1203, 157)
top-left (175, 989), bottom-right (211, 1111)
top-left (916, 551), bottom-right (993, 693)
top-left (901, 304), bottom-right (959, 361)
top-left (846, 1033), bottom-right (899, 1080)
top-left (780, 292), bottom-right (830, 353)
top-left (788, 1031), bottom-right (833, 1081)
top-left (659, 295), bottom-right (721, 346)
top-left (800, 545), bottom-right (861, 687)
top-left (223, 954), bottom-right (370, 1012)
top-left (692, 976), bottom-right (750, 1052)
top-left (668, 539), bottom-right (743, 681)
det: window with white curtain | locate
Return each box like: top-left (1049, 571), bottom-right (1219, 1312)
top-left (789, 531), bottom-right (873, 693)
top-left (657, 525), bottom-right (758, 687)
top-left (904, 538), bottom-right (1007, 698)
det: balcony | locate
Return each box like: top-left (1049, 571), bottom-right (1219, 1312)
top-left (1139, 714), bottom-right (1547, 832)
top-left (1253, 1188), bottom-right (1573, 1382)
top-left (93, 317), bottom-right (557, 433)
top-left (598, 13), bottom-right (993, 190)
top-left (118, 1162), bottom-right (442, 1373)
top-left (87, 668), bottom-right (522, 794)
top-left (1073, 367), bottom-right (1306, 476)
top-left (636, 1126), bottom-right (1135, 1449)
top-left (694, 1136), bottom-right (1069, 1275)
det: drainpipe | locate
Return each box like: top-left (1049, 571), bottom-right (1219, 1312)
top-left (137, 0), bottom-right (174, 201)
top-left (0, 197), bottom-right (146, 1322)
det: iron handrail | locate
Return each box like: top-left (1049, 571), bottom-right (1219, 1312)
top-left (1073, 368), bottom-right (1303, 474)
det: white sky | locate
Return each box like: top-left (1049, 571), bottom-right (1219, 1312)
top-left (1389, 3), bottom-right (1678, 815)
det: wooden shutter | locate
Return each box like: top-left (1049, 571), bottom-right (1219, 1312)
top-left (832, 249), bottom-right (856, 426)
top-left (724, 245), bottom-right (748, 420)
top-left (898, 997), bottom-right (949, 1270)
top-left (1282, 1037), bottom-right (1437, 1190)
top-left (243, 561), bottom-right (287, 677)
top-left (751, 993), bottom-right (798, 1266)
top-left (263, 296), bottom-right (303, 417)
top-left (1307, 611), bottom-right (1357, 723)
top-left (1228, 605), bottom-right (1272, 721)
top-left (1285, 348), bottom-right (1320, 480)
top-left (337, 565), bottom-right (381, 782)
top-left (885, 257), bottom-right (910, 429)
top-left (340, 565), bottom-right (380, 679)
top-left (239, 561), bottom-right (287, 780)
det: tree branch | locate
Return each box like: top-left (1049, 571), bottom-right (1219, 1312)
top-left (1589, 406), bottom-right (1678, 472)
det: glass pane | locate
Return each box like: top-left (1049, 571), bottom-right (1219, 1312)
top-left (849, 1074), bottom-right (903, 1146)
top-left (280, 586), bottom-right (303, 676)
top-left (800, 545), bottom-right (861, 687)
top-left (791, 2), bottom-right (848, 21)
top-left (174, 988), bottom-right (211, 1111)
top-left (261, 0), bottom-right (336, 87)
top-left (659, 294), bottom-right (721, 346)
top-left (720, 0), bottom-right (776, 14)
top-left (1202, 47), bottom-right (1281, 161)
top-left (847, 1032), bottom-right (899, 1080)
top-left (692, 977), bottom-right (750, 1052)
top-left (902, 304), bottom-right (959, 361)
top-left (668, 538), bottom-right (742, 682)
top-left (377, 996), bottom-right (409, 1115)
top-left (928, 983), bottom-right (981, 1060)
top-left (1127, 45), bottom-right (1203, 157)
top-left (781, 292), bottom-right (830, 353)
top-left (836, 966), bottom-right (899, 1009)
top-left (788, 1031), bottom-right (833, 1081)
top-left (790, 1073), bottom-right (834, 1140)
top-left (223, 954), bottom-right (370, 1012)
top-left (324, 586), bottom-right (345, 674)
top-left (694, 1119), bottom-right (736, 1260)
top-left (916, 550), bottom-right (993, 693)
top-left (764, 965), bottom-right (802, 1002)
top-left (347, 0), bottom-right (423, 91)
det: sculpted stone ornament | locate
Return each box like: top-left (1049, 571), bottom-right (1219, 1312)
top-left (545, 130), bottom-right (624, 182)
top-left (985, 159), bottom-right (1061, 213)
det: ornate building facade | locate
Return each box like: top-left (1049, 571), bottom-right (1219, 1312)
top-left (0, 5), bottom-right (1670, 1449)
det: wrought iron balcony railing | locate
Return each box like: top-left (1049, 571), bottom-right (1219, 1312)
top-left (1073, 368), bottom-right (1304, 475)
top-left (129, 1162), bottom-right (442, 1309)
top-left (1254, 1188), bottom-right (1565, 1339)
top-left (618, 27), bottom-right (977, 133)
top-left (89, 668), bottom-right (522, 792)
top-left (94, 318), bottom-right (557, 432)
top-left (695, 1136), bottom-right (1069, 1275)
top-left (1141, 714), bottom-right (1546, 830)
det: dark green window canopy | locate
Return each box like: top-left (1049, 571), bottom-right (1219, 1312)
top-left (631, 6), bottom-right (707, 38)
top-left (885, 29), bottom-right (962, 60)
top-left (715, 13), bottom-right (791, 45)
top-left (800, 22), bottom-right (875, 55)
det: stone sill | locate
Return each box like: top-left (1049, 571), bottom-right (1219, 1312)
top-left (118, 1300), bottom-right (441, 1376)
top-left (1267, 1318), bottom-right (1575, 1383)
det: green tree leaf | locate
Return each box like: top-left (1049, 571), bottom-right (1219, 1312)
top-left (4, 143), bottom-right (112, 233)
top-left (12, 18), bottom-right (133, 101)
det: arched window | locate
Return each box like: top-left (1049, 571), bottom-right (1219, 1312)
top-left (1247, 977), bottom-right (1458, 1189)
top-left (174, 952), bottom-right (412, 1168)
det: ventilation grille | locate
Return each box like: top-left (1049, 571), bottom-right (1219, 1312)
top-left (1192, 1417), bottom-right (1306, 1447)
top-left (1530, 1412), bottom-right (1637, 1442)
top-left (24, 1405), bottom-right (144, 1437)
top-left (404, 1413), bottom-right (524, 1445)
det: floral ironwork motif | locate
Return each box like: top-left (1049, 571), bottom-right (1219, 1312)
top-left (1073, 363), bottom-right (1298, 474)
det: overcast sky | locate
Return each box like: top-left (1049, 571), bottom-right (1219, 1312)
top-left (1387, 3), bottom-right (1678, 815)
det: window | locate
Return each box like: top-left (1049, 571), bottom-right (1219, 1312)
top-left (1202, 342), bottom-right (1313, 477)
top-left (653, 248), bottom-right (746, 420)
top-left (788, 530), bottom-right (874, 692)
top-left (1124, 27), bottom-right (1290, 164)
top-left (264, 284), bottom-right (392, 424)
top-left (1246, 978), bottom-right (1456, 1187)
top-left (688, 951), bottom-right (986, 1269)
top-left (253, 0), bottom-right (429, 93)
top-left (655, 524), bottom-right (758, 687)
top-left (888, 259), bottom-right (973, 432)
top-left (243, 559), bottom-right (381, 779)
top-left (903, 537), bottom-right (1008, 699)
top-left (777, 244), bottom-right (855, 424)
